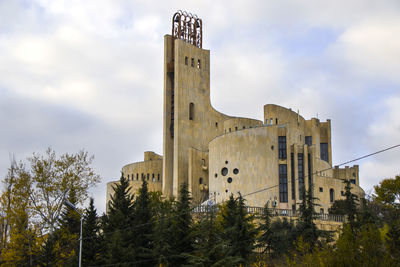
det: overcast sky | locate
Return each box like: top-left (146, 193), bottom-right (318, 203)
top-left (1, 0), bottom-right (399, 213)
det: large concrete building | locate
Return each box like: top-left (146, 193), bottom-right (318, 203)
top-left (107, 11), bottom-right (364, 214)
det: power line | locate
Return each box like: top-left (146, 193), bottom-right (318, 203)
top-left (243, 143), bottom-right (400, 198)
top-left (82, 143), bottom-right (400, 241)
top-left (89, 143), bottom-right (400, 266)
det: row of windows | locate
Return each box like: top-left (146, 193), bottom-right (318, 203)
top-left (265, 118), bottom-right (278, 125)
top-left (126, 173), bottom-right (161, 182)
top-left (184, 56), bottom-right (201, 69)
top-left (224, 125), bottom-right (254, 133)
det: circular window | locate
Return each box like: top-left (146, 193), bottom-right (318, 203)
top-left (233, 168), bottom-right (239, 175)
top-left (225, 160), bottom-right (229, 164)
top-left (221, 167), bottom-right (228, 176)
top-left (225, 189), bottom-right (228, 193)
top-left (215, 173), bottom-right (218, 178)
top-left (227, 177), bottom-right (233, 183)
top-left (199, 177), bottom-right (203, 184)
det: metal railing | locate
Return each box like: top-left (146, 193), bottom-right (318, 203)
top-left (192, 205), bottom-right (345, 223)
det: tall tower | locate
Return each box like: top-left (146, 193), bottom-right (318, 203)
top-left (162, 11), bottom-right (228, 200)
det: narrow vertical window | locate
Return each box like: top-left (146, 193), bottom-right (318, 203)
top-left (147, 173), bottom-right (149, 180)
top-left (330, 188), bottom-right (335, 202)
top-left (152, 173), bottom-right (155, 182)
top-left (185, 56), bottom-right (188, 65)
top-left (308, 153), bottom-right (312, 188)
top-left (305, 136), bottom-right (312, 146)
top-left (136, 173), bottom-right (139, 180)
top-left (197, 59), bottom-right (201, 69)
top-left (320, 143), bottom-right (329, 162)
top-left (276, 118), bottom-right (278, 124)
top-left (291, 153), bottom-right (295, 200)
top-left (157, 174), bottom-right (160, 181)
top-left (191, 58), bottom-right (194, 67)
top-left (298, 153), bottom-right (304, 199)
top-left (270, 118), bottom-right (273, 125)
top-left (278, 136), bottom-right (287, 159)
top-left (189, 102), bottom-right (194, 120)
top-left (279, 164), bottom-right (288, 203)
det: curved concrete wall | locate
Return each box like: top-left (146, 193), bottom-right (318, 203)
top-left (209, 126), bottom-right (282, 208)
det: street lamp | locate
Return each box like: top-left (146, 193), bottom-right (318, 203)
top-left (64, 200), bottom-right (83, 267)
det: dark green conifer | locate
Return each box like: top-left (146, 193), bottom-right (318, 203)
top-left (343, 179), bottom-right (358, 229)
top-left (169, 183), bottom-right (194, 266)
top-left (102, 173), bottom-right (135, 265)
top-left (132, 179), bottom-right (154, 266)
top-left (82, 198), bottom-right (104, 266)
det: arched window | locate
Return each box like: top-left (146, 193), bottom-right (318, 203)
top-left (330, 188), bottom-right (335, 202)
top-left (199, 177), bottom-right (203, 184)
top-left (189, 102), bottom-right (194, 120)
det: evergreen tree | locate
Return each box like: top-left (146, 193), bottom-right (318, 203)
top-left (56, 188), bottom-right (81, 266)
top-left (328, 199), bottom-right (347, 215)
top-left (219, 193), bottom-right (257, 265)
top-left (189, 206), bottom-right (219, 266)
top-left (257, 201), bottom-right (272, 254)
top-left (169, 183), bottom-right (194, 266)
top-left (102, 173), bottom-right (135, 265)
top-left (386, 219), bottom-right (400, 265)
top-left (234, 193), bottom-right (257, 263)
top-left (82, 198), bottom-right (104, 266)
top-left (38, 231), bottom-right (58, 266)
top-left (152, 197), bottom-right (175, 266)
top-left (268, 217), bottom-right (297, 257)
top-left (343, 179), bottom-right (358, 229)
top-left (131, 179), bottom-right (154, 266)
top-left (297, 186), bottom-right (322, 248)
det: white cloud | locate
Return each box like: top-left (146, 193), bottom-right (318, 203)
top-left (1, 0), bottom-right (400, 213)
top-left (329, 18), bottom-right (400, 83)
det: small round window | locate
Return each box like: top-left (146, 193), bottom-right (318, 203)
top-left (221, 167), bottom-right (228, 176)
top-left (215, 173), bottom-right (218, 178)
top-left (227, 177), bottom-right (233, 183)
top-left (225, 160), bottom-right (229, 164)
top-left (233, 168), bottom-right (239, 175)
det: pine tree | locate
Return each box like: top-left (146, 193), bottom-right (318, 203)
top-left (82, 198), bottom-right (104, 266)
top-left (169, 183), bottom-right (194, 266)
top-left (131, 179), bottom-right (154, 266)
top-left (56, 188), bottom-right (81, 266)
top-left (219, 193), bottom-right (257, 265)
top-left (152, 197), bottom-right (175, 266)
top-left (297, 186), bottom-right (320, 249)
top-left (189, 205), bottom-right (231, 266)
top-left (257, 201), bottom-right (272, 254)
top-left (233, 193), bottom-right (258, 263)
top-left (102, 173), bottom-right (135, 265)
top-left (343, 179), bottom-right (358, 229)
